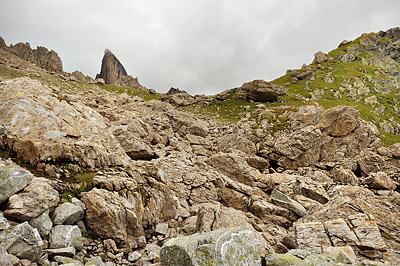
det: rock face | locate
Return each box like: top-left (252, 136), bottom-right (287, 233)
top-left (160, 227), bottom-right (261, 266)
top-left (0, 222), bottom-right (43, 261)
top-left (4, 41), bottom-right (63, 72)
top-left (96, 49), bottom-right (145, 89)
top-left (0, 158), bottom-right (33, 204)
top-left (0, 77), bottom-right (131, 169)
top-left (4, 178), bottom-right (59, 221)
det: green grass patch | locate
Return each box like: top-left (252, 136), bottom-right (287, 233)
top-left (180, 96), bottom-right (258, 123)
top-left (0, 65), bottom-right (25, 79)
top-left (98, 84), bottom-right (162, 101)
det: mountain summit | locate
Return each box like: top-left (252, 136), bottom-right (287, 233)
top-left (96, 49), bottom-right (145, 89)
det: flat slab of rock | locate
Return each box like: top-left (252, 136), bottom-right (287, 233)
top-left (0, 159), bottom-right (33, 204)
top-left (295, 221), bottom-right (331, 253)
top-left (348, 214), bottom-right (387, 251)
top-left (160, 227), bottom-right (261, 266)
top-left (44, 247), bottom-right (76, 259)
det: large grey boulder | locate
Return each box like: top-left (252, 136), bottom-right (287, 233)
top-left (0, 159), bottom-right (33, 204)
top-left (48, 225), bottom-right (83, 251)
top-left (160, 227), bottom-right (261, 266)
top-left (51, 198), bottom-right (85, 225)
top-left (4, 178), bottom-right (59, 221)
top-left (29, 210), bottom-right (53, 238)
top-left (0, 221), bottom-right (43, 261)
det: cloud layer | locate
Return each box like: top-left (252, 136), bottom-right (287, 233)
top-left (1, 0), bottom-right (399, 94)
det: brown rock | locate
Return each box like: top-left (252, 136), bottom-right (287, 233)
top-left (295, 221), bottom-right (331, 253)
top-left (318, 106), bottom-right (360, 137)
top-left (96, 49), bottom-right (145, 89)
top-left (312, 51), bottom-right (329, 64)
top-left (4, 178), bottom-right (59, 221)
top-left (240, 80), bottom-right (288, 102)
top-left (361, 172), bottom-right (397, 190)
top-left (8, 42), bottom-right (63, 72)
top-left (81, 188), bottom-right (144, 243)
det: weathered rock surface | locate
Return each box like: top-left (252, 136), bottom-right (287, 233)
top-left (51, 198), bottom-right (85, 225)
top-left (239, 80), bottom-right (288, 102)
top-left (96, 49), bottom-right (145, 89)
top-left (29, 210), bottom-right (53, 238)
top-left (0, 158), bottom-right (33, 204)
top-left (160, 227), bottom-right (261, 266)
top-left (0, 221), bottom-right (43, 261)
top-left (0, 77), bottom-right (131, 169)
top-left (0, 246), bottom-right (13, 266)
top-left (48, 225), bottom-right (82, 251)
top-left (81, 188), bottom-right (144, 243)
top-left (6, 41), bottom-right (63, 72)
top-left (4, 178), bottom-right (59, 221)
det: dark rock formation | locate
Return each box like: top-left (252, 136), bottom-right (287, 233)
top-left (240, 80), bottom-right (288, 102)
top-left (96, 49), bottom-right (145, 89)
top-left (166, 87), bottom-right (188, 95)
top-left (6, 41), bottom-right (63, 72)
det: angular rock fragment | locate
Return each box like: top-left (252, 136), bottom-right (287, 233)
top-left (324, 218), bottom-right (358, 246)
top-left (0, 159), bottom-right (33, 204)
top-left (29, 210), bottom-right (53, 238)
top-left (4, 178), bottom-right (59, 221)
top-left (0, 221), bottom-right (43, 261)
top-left (271, 189), bottom-right (307, 216)
top-left (51, 198), bottom-right (85, 225)
top-left (348, 214), bottom-right (387, 251)
top-left (48, 225), bottom-right (83, 251)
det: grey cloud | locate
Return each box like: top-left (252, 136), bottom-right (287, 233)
top-left (0, 0), bottom-right (399, 95)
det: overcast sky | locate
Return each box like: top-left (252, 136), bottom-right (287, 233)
top-left (0, 1), bottom-right (399, 95)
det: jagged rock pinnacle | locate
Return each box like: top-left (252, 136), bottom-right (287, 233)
top-left (96, 49), bottom-right (145, 89)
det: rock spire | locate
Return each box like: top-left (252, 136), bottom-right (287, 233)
top-left (96, 49), bottom-right (145, 89)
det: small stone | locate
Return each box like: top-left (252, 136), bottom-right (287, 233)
top-left (155, 223), bottom-right (169, 235)
top-left (19, 259), bottom-right (31, 266)
top-left (128, 251), bottom-right (141, 262)
top-left (103, 239), bottom-right (118, 253)
top-left (359, 249), bottom-right (383, 259)
top-left (10, 254), bottom-right (19, 266)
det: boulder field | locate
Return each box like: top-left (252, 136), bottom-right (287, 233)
top-left (1, 76), bottom-right (400, 265)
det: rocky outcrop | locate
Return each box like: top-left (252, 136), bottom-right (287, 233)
top-left (2, 40), bottom-right (63, 72)
top-left (0, 77), bottom-right (131, 170)
top-left (96, 49), bottom-right (145, 89)
top-left (160, 227), bottom-right (261, 266)
top-left (219, 79), bottom-right (288, 103)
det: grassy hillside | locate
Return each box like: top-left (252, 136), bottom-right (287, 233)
top-left (181, 30), bottom-right (400, 145)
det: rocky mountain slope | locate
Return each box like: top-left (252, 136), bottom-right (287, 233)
top-left (0, 28), bottom-right (400, 266)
